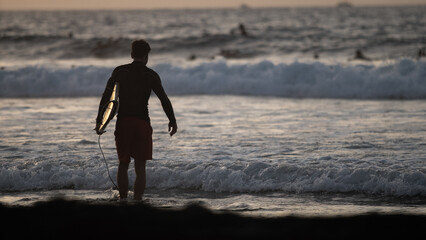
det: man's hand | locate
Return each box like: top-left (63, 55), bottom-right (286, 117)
top-left (168, 122), bottom-right (177, 136)
top-left (95, 121), bottom-right (105, 135)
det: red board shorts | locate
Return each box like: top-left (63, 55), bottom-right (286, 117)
top-left (115, 117), bottom-right (153, 163)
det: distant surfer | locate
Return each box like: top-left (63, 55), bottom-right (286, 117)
top-left (417, 48), bottom-right (426, 59)
top-left (230, 23), bottom-right (249, 37)
top-left (349, 49), bottom-right (371, 61)
top-left (314, 52), bottom-right (319, 59)
top-left (239, 23), bottom-right (248, 37)
top-left (96, 39), bottom-right (177, 201)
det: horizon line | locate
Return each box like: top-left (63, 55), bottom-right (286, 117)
top-left (1, 3), bottom-right (426, 11)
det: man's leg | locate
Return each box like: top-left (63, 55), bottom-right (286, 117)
top-left (117, 162), bottom-right (129, 199)
top-left (133, 159), bottom-right (147, 200)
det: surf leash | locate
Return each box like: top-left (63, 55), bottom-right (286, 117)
top-left (97, 134), bottom-right (119, 190)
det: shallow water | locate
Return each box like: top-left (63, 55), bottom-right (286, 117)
top-left (0, 96), bottom-right (425, 216)
top-left (1, 189), bottom-right (425, 217)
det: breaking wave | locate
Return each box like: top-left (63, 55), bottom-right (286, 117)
top-left (1, 59), bottom-right (425, 99)
top-left (0, 157), bottom-right (425, 197)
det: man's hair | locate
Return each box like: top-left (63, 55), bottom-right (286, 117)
top-left (131, 39), bottom-right (151, 58)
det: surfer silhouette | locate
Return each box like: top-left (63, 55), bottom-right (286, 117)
top-left (239, 23), bottom-right (248, 37)
top-left (418, 48), bottom-right (426, 59)
top-left (96, 39), bottom-right (177, 201)
top-left (230, 23), bottom-right (249, 37)
top-left (349, 49), bottom-right (371, 61)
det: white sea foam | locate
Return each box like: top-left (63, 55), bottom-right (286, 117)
top-left (146, 161), bottom-right (426, 196)
top-left (1, 59), bottom-right (425, 99)
top-left (0, 158), bottom-right (425, 197)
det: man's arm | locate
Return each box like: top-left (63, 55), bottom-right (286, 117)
top-left (151, 74), bottom-right (177, 136)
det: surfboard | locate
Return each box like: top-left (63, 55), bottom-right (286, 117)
top-left (95, 82), bottom-right (119, 135)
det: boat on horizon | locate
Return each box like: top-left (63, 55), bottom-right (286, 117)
top-left (337, 1), bottom-right (353, 8)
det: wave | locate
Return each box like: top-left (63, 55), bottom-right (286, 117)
top-left (1, 59), bottom-right (425, 99)
top-left (0, 33), bottom-right (247, 59)
top-left (0, 35), bottom-right (132, 59)
top-left (0, 158), bottom-right (424, 197)
top-left (147, 161), bottom-right (426, 196)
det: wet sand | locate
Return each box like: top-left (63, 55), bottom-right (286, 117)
top-left (1, 198), bottom-right (424, 239)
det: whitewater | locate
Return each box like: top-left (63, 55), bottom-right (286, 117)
top-left (1, 58), bottom-right (426, 99)
top-left (1, 6), bottom-right (426, 215)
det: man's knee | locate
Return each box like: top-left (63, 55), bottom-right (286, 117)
top-left (119, 161), bottom-right (130, 169)
top-left (134, 160), bottom-right (147, 174)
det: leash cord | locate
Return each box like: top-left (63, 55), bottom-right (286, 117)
top-left (98, 134), bottom-right (119, 190)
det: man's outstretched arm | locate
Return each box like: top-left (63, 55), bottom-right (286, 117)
top-left (151, 75), bottom-right (177, 136)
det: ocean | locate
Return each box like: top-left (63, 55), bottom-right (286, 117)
top-left (0, 6), bottom-right (425, 216)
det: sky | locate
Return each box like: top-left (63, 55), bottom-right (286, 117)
top-left (1, 0), bottom-right (425, 10)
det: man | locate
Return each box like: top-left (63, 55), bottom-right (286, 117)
top-left (96, 39), bottom-right (177, 201)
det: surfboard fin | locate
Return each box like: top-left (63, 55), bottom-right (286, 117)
top-left (94, 127), bottom-right (106, 135)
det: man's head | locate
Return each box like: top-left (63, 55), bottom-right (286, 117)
top-left (131, 39), bottom-right (151, 60)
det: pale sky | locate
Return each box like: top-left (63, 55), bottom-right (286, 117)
top-left (0, 0), bottom-right (425, 10)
